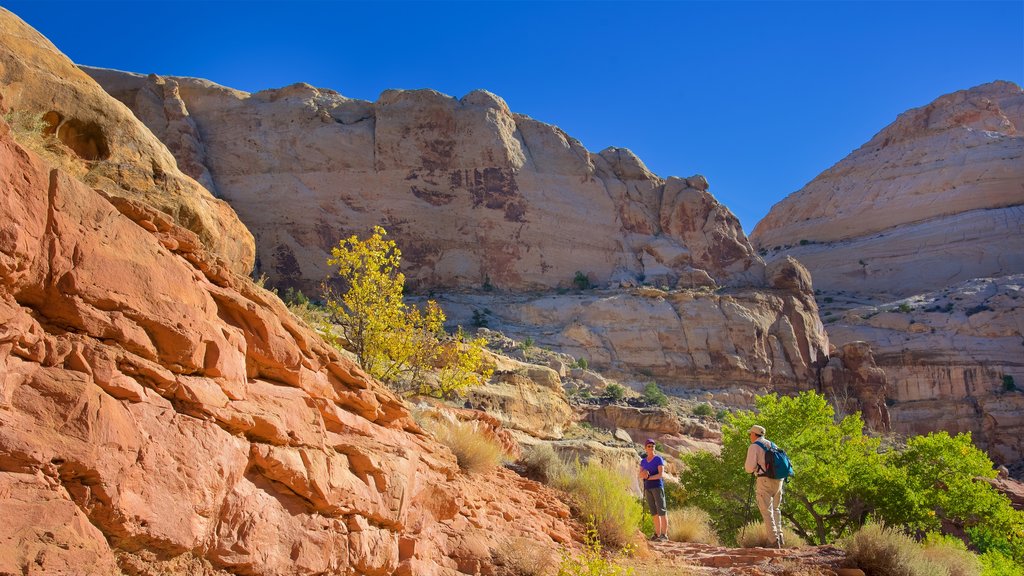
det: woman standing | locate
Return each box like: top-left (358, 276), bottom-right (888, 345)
top-left (638, 438), bottom-right (668, 541)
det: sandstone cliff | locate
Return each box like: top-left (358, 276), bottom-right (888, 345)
top-left (752, 81), bottom-right (1024, 297)
top-left (751, 82), bottom-right (1024, 471)
top-left (84, 68), bottom-right (765, 295)
top-left (85, 67), bottom-right (836, 393)
top-left (0, 7), bottom-right (254, 275)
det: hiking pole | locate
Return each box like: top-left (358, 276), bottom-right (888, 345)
top-left (743, 473), bottom-right (755, 525)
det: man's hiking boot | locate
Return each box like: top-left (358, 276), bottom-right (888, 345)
top-left (775, 535), bottom-right (784, 549)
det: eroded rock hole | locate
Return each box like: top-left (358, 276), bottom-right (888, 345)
top-left (43, 111), bottom-right (111, 161)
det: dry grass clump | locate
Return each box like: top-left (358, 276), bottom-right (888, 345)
top-left (735, 520), bottom-right (805, 549)
top-left (421, 415), bottom-right (505, 474)
top-left (492, 536), bottom-right (558, 576)
top-left (666, 507), bottom-right (720, 545)
top-left (556, 461), bottom-right (643, 548)
top-left (843, 523), bottom-right (980, 576)
top-left (521, 443), bottom-right (570, 485)
top-left (2, 110), bottom-right (84, 176)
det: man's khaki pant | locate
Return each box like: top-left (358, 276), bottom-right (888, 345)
top-left (755, 476), bottom-right (784, 546)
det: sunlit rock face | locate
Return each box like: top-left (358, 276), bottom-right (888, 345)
top-left (0, 10), bottom-right (582, 574)
top-left (85, 67), bottom-right (767, 295)
top-left (0, 7), bottom-right (254, 274)
top-left (87, 65), bottom-right (841, 394)
top-left (752, 81), bottom-right (1024, 471)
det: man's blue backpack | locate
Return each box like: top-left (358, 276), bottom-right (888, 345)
top-left (755, 440), bottom-right (794, 480)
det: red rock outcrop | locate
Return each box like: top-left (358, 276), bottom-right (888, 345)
top-left (0, 106), bottom-right (578, 574)
top-left (0, 6), bottom-right (254, 274)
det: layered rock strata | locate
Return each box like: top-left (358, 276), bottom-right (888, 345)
top-left (0, 7), bottom-right (254, 274)
top-left (751, 82), bottom-right (1024, 469)
top-left (752, 81), bottom-right (1024, 298)
top-left (86, 68), bottom-right (836, 394)
top-left (826, 277), bottom-right (1024, 470)
top-left (85, 68), bottom-right (765, 294)
top-left (0, 99), bottom-right (577, 576)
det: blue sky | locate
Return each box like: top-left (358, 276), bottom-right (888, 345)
top-left (5, 1), bottom-right (1022, 232)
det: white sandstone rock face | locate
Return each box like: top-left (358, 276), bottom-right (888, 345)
top-left (825, 276), bottom-right (1024, 469)
top-left (433, 280), bottom-right (828, 393)
top-left (751, 81), bottom-right (1024, 470)
top-left (752, 80), bottom-right (1024, 281)
top-left (85, 68), bottom-right (766, 294)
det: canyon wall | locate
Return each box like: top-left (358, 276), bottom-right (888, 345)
top-left (752, 82), bottom-right (1024, 470)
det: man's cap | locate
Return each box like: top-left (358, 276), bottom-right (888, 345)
top-left (644, 438), bottom-right (656, 446)
top-left (749, 425), bottom-right (766, 436)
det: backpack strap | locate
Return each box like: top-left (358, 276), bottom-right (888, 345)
top-left (753, 440), bottom-right (774, 476)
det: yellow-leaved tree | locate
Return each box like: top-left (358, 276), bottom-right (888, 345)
top-left (324, 225), bottom-right (492, 397)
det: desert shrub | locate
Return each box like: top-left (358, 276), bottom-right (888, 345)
top-left (324, 226), bottom-right (492, 397)
top-left (1004, 375), bottom-right (1017, 392)
top-left (843, 523), bottom-right (949, 576)
top-left (667, 507), bottom-right (720, 545)
top-left (663, 479), bottom-right (686, 510)
top-left (642, 382), bottom-right (668, 407)
top-left (557, 461), bottom-right (642, 548)
top-left (495, 536), bottom-right (558, 576)
top-left (573, 271), bottom-right (592, 291)
top-left (604, 383), bottom-right (626, 402)
top-left (522, 443), bottom-right (570, 485)
top-left (922, 533), bottom-right (982, 576)
top-left (557, 525), bottom-right (634, 576)
top-left (735, 521), bottom-right (805, 549)
top-left (692, 403), bottom-right (713, 417)
top-left (424, 417), bottom-right (505, 474)
top-left (575, 357), bottom-right (589, 370)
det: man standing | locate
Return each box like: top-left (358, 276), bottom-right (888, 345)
top-left (744, 425), bottom-right (784, 548)
top-left (639, 438), bottom-right (668, 541)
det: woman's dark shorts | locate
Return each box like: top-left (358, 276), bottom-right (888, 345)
top-left (644, 487), bottom-right (667, 516)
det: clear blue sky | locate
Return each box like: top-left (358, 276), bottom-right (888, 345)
top-left (5, 1), bottom-right (1022, 232)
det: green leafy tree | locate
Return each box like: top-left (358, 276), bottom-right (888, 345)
top-left (680, 391), bottom-right (888, 545)
top-left (324, 226), bottom-right (492, 397)
top-left (642, 382), bottom-right (668, 407)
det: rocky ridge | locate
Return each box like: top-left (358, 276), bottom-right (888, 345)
top-left (752, 81), bottom-right (1024, 470)
top-left (0, 7), bottom-right (255, 274)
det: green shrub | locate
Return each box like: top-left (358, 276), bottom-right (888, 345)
top-left (898, 303), bottom-right (912, 313)
top-left (980, 550), bottom-right (1024, 576)
top-left (604, 383), bottom-right (626, 402)
top-left (573, 271), bottom-right (592, 290)
top-left (556, 461), bottom-right (643, 548)
top-left (1004, 375), bottom-right (1017, 392)
top-left (692, 403), bottom-right (713, 417)
top-left (575, 357), bottom-right (589, 370)
top-left (668, 507), bottom-right (720, 545)
top-left (642, 382), bottom-right (668, 407)
top-left (664, 480), bottom-right (686, 509)
top-left (844, 523), bottom-right (950, 576)
top-left (557, 524), bottom-right (634, 576)
top-left (522, 443), bottom-right (569, 485)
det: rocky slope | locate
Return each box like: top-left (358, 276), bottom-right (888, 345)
top-left (0, 10), bottom-right (588, 573)
top-left (752, 82), bottom-right (1024, 470)
top-left (0, 93), bottom-right (583, 576)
